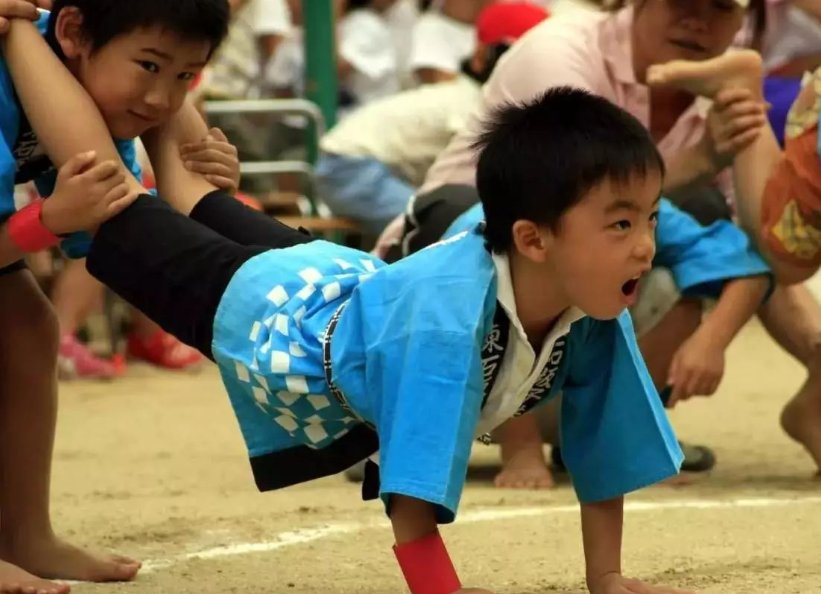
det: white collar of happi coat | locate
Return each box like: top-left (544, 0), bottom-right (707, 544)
top-left (491, 252), bottom-right (586, 356)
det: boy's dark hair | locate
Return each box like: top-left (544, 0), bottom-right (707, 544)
top-left (46, 0), bottom-right (230, 57)
top-left (474, 87), bottom-right (665, 253)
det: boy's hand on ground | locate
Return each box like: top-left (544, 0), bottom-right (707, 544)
top-left (42, 151), bottom-right (136, 234)
top-left (666, 330), bottom-right (726, 407)
top-left (702, 87), bottom-right (767, 171)
top-left (0, 0), bottom-right (51, 34)
top-left (590, 573), bottom-right (696, 594)
top-left (179, 127), bottom-right (240, 194)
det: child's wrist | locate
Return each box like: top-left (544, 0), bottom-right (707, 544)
top-left (8, 199), bottom-right (60, 253)
top-left (394, 530), bottom-right (461, 594)
top-left (39, 197), bottom-right (64, 235)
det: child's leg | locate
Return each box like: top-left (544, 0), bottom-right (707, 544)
top-left (648, 50), bottom-right (819, 282)
top-left (52, 260), bottom-right (104, 337)
top-left (647, 52), bottom-right (772, 233)
top-left (51, 260), bottom-right (117, 380)
top-left (758, 285), bottom-right (821, 473)
top-left (648, 52), bottom-right (774, 241)
top-left (491, 414), bottom-right (555, 490)
top-left (86, 196), bottom-right (272, 359)
top-left (86, 185), bottom-right (315, 360)
top-left (141, 101), bottom-right (317, 249)
top-left (0, 268), bottom-right (139, 584)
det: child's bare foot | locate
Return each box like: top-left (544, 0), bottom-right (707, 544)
top-left (646, 50), bottom-right (763, 99)
top-left (0, 535), bottom-right (140, 583)
top-left (0, 559), bottom-right (68, 594)
top-left (494, 440), bottom-right (555, 490)
top-left (781, 378), bottom-right (821, 473)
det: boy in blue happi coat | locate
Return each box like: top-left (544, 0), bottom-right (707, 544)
top-left (7, 15), bottom-right (696, 593)
top-left (433, 193), bottom-right (770, 488)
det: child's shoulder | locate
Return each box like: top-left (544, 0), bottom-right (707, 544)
top-left (385, 223), bottom-right (494, 278)
top-left (351, 226), bottom-right (497, 313)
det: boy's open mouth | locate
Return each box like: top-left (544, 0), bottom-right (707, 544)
top-left (621, 277), bottom-right (640, 297)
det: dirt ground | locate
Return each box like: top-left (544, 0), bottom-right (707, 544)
top-left (53, 319), bottom-right (821, 594)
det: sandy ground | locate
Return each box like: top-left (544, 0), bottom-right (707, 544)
top-left (50, 318), bottom-right (821, 594)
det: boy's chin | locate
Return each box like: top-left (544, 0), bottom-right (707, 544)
top-left (579, 301), bottom-right (627, 322)
top-left (109, 119), bottom-right (155, 140)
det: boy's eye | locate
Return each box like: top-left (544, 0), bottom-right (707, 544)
top-left (649, 210), bottom-right (660, 226)
top-left (611, 220), bottom-right (631, 231)
top-left (138, 61), bottom-right (160, 73)
top-left (712, 0), bottom-right (736, 12)
top-left (178, 72), bottom-right (196, 82)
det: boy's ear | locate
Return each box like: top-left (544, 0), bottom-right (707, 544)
top-left (511, 219), bottom-right (552, 263)
top-left (55, 6), bottom-right (88, 59)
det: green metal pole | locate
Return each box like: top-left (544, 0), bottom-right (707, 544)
top-left (301, 0), bottom-right (337, 214)
top-left (303, 0), bottom-right (338, 135)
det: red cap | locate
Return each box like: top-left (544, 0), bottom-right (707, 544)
top-left (476, 2), bottom-right (549, 46)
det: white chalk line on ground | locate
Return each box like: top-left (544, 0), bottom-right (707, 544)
top-left (141, 495), bottom-right (821, 573)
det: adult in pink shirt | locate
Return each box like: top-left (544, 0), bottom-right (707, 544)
top-left (384, 0), bottom-right (821, 489)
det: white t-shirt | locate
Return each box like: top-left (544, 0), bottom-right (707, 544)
top-left (266, 26), bottom-right (304, 95)
top-left (321, 75), bottom-right (481, 185)
top-left (339, 9), bottom-right (400, 106)
top-left (252, 0), bottom-right (292, 35)
top-left (409, 10), bottom-right (475, 75)
top-left (385, 0), bottom-right (420, 87)
top-left (204, 0), bottom-right (292, 98)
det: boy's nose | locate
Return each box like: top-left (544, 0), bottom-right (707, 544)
top-left (634, 231), bottom-right (656, 263)
top-left (144, 90), bottom-right (171, 112)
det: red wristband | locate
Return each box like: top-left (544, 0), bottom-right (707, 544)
top-left (393, 530), bottom-right (461, 594)
top-left (8, 200), bottom-right (60, 253)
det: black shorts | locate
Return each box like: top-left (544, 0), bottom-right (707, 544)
top-left (86, 191), bottom-right (314, 359)
top-left (384, 184), bottom-right (480, 263)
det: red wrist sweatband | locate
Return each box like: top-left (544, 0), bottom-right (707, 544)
top-left (393, 530), bottom-right (461, 594)
top-left (8, 200), bottom-right (59, 253)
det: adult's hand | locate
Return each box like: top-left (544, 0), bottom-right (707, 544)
top-left (701, 87), bottom-right (768, 172)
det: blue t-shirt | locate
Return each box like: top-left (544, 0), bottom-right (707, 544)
top-left (0, 12), bottom-right (142, 258)
top-left (214, 227), bottom-right (682, 523)
top-left (446, 198), bottom-right (773, 299)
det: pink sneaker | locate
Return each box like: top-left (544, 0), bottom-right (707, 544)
top-left (58, 334), bottom-right (118, 380)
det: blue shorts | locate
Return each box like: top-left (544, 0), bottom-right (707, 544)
top-left (765, 76), bottom-right (803, 147)
top-left (315, 153), bottom-right (415, 234)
